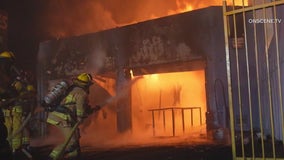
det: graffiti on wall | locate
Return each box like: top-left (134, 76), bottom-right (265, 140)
top-left (46, 49), bottom-right (88, 77)
top-left (129, 35), bottom-right (199, 67)
top-left (44, 40), bottom-right (115, 79)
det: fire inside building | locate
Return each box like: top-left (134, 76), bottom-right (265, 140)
top-left (37, 6), bottom-right (224, 145)
top-left (36, 2), bottom-right (284, 160)
top-left (1, 0), bottom-right (284, 159)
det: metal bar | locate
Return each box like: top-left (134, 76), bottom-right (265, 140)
top-left (172, 108), bottom-right (175, 136)
top-left (262, 2), bottom-right (276, 158)
top-left (149, 106), bottom-right (200, 111)
top-left (191, 108), bottom-right (193, 126)
top-left (199, 108), bottom-right (202, 125)
top-left (236, 158), bottom-right (284, 160)
top-left (21, 148), bottom-right (32, 159)
top-left (163, 110), bottom-right (166, 131)
top-left (148, 107), bottom-right (201, 136)
top-left (225, 0), bottom-right (284, 16)
top-left (182, 109), bottom-right (185, 133)
top-left (252, 0), bottom-right (265, 157)
top-left (152, 110), bottom-right (155, 136)
top-left (232, 0), bottom-right (246, 157)
top-left (272, 0), bottom-right (284, 151)
top-left (223, 1), bottom-right (237, 159)
top-left (242, 0), bottom-right (255, 157)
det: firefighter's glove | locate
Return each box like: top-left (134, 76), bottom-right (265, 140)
top-left (82, 105), bottom-right (102, 118)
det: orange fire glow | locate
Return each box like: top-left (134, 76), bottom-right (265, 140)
top-left (78, 70), bottom-right (208, 148)
top-left (167, 0), bottom-right (193, 15)
top-left (42, 0), bottom-right (249, 39)
top-left (131, 70), bottom-right (207, 137)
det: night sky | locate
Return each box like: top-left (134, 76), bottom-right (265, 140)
top-left (0, 0), bottom-right (43, 74)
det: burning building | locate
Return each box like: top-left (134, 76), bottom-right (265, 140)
top-left (36, 1), bottom-right (284, 159)
top-left (37, 6), bottom-right (227, 147)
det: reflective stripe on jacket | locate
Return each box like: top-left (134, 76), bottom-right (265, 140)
top-left (61, 86), bottom-right (87, 118)
top-left (47, 86), bottom-right (88, 126)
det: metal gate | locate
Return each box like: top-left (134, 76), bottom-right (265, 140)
top-left (223, 0), bottom-right (284, 159)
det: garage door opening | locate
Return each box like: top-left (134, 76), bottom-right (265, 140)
top-left (131, 70), bottom-right (207, 140)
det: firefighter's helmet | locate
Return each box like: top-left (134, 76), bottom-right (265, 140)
top-left (74, 73), bottom-right (93, 86)
top-left (12, 80), bottom-right (23, 91)
top-left (27, 85), bottom-right (35, 92)
top-left (0, 51), bottom-right (15, 60)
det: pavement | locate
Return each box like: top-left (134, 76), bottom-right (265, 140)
top-left (9, 143), bottom-right (232, 160)
top-left (80, 144), bottom-right (232, 160)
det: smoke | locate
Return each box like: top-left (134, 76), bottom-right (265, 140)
top-left (80, 76), bottom-right (144, 147)
top-left (87, 44), bottom-right (107, 74)
top-left (39, 0), bottom-right (244, 39)
top-left (40, 0), bottom-right (117, 38)
top-left (77, 70), bottom-right (210, 149)
top-left (31, 125), bottom-right (64, 147)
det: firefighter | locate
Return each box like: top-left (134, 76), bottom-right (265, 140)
top-left (4, 76), bottom-right (36, 155)
top-left (0, 94), bottom-right (12, 159)
top-left (18, 78), bottom-right (36, 150)
top-left (0, 51), bottom-right (23, 160)
top-left (0, 51), bottom-right (18, 159)
top-left (46, 73), bottom-right (98, 160)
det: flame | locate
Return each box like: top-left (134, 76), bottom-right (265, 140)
top-left (79, 70), bottom-right (208, 148)
top-left (130, 69), bottom-right (134, 79)
top-left (41, 0), bottom-right (249, 39)
top-left (184, 4), bottom-right (193, 11)
top-left (168, 0), bottom-right (249, 16)
top-left (168, 0), bottom-right (193, 15)
top-left (227, 0), bottom-right (249, 6)
top-left (175, 0), bottom-right (193, 11)
top-left (143, 74), bottom-right (159, 81)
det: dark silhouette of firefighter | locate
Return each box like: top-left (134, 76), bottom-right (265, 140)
top-left (1, 51), bottom-right (36, 159)
top-left (44, 73), bottom-right (101, 160)
top-left (0, 51), bottom-right (19, 159)
top-left (4, 76), bottom-right (36, 157)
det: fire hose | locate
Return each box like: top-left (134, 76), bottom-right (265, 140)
top-left (1, 91), bottom-right (36, 159)
top-left (53, 120), bottom-right (81, 160)
top-left (7, 112), bottom-right (33, 159)
top-left (7, 112), bottom-right (32, 141)
top-left (51, 77), bottom-right (143, 159)
top-left (53, 106), bottom-right (101, 160)
top-left (6, 93), bottom-right (36, 141)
